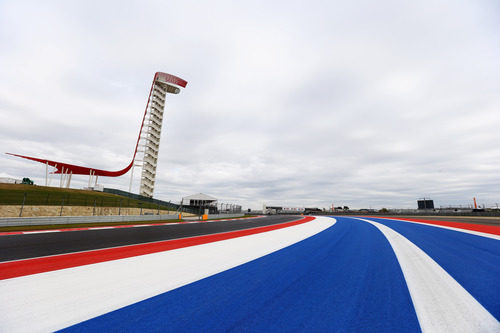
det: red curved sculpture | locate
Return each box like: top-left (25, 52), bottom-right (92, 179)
top-left (7, 72), bottom-right (187, 177)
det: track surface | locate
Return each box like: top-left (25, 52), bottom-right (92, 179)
top-left (66, 217), bottom-right (420, 332)
top-left (0, 215), bottom-right (297, 262)
top-left (368, 217), bottom-right (500, 318)
top-left (2, 216), bottom-right (499, 332)
top-left (62, 216), bottom-right (500, 332)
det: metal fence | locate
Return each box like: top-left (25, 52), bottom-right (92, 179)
top-left (5, 191), bottom-right (171, 210)
top-left (2, 186), bottom-right (243, 218)
top-left (103, 188), bottom-right (182, 211)
top-left (2, 187), bottom-right (200, 216)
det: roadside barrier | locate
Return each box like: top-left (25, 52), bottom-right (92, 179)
top-left (0, 213), bottom-right (245, 227)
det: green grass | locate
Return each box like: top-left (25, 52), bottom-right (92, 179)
top-left (0, 184), bottom-right (172, 210)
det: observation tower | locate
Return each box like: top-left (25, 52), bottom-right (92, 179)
top-left (7, 72), bottom-right (187, 198)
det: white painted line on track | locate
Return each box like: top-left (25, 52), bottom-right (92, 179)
top-left (355, 218), bottom-right (500, 333)
top-left (381, 217), bottom-right (500, 241)
top-left (0, 217), bottom-right (335, 333)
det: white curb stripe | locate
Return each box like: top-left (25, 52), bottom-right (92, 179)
top-left (355, 218), bottom-right (500, 333)
top-left (0, 217), bottom-right (334, 333)
top-left (22, 230), bottom-right (61, 234)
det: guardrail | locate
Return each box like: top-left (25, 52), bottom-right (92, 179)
top-left (185, 213), bottom-right (245, 221)
top-left (0, 213), bottom-right (246, 227)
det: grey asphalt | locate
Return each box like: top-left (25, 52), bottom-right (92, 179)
top-left (0, 215), bottom-right (299, 262)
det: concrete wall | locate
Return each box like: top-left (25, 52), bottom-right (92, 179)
top-left (185, 213), bottom-right (245, 221)
top-left (0, 214), bottom-right (179, 227)
top-left (0, 211), bottom-right (245, 227)
top-left (0, 205), bottom-right (176, 218)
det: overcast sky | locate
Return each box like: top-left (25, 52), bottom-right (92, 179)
top-left (1, 0), bottom-right (499, 210)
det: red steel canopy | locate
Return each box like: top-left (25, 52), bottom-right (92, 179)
top-left (7, 72), bottom-right (187, 177)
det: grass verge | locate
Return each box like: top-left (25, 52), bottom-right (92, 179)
top-left (0, 184), bottom-right (174, 211)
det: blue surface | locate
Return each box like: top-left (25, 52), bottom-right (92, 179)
top-left (363, 216), bottom-right (500, 320)
top-left (62, 217), bottom-right (420, 332)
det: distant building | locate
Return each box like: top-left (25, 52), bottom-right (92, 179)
top-left (181, 194), bottom-right (242, 214)
top-left (304, 207), bottom-right (322, 215)
top-left (0, 177), bottom-right (21, 184)
top-left (282, 207), bottom-right (306, 213)
top-left (264, 206), bottom-right (283, 215)
top-left (182, 193), bottom-right (218, 207)
top-left (417, 199), bottom-right (434, 210)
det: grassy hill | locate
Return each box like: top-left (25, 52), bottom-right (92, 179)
top-left (0, 184), bottom-right (176, 211)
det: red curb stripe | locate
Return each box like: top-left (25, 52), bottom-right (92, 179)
top-left (0, 231), bottom-right (23, 235)
top-left (0, 216), bottom-right (315, 280)
top-left (374, 217), bottom-right (500, 236)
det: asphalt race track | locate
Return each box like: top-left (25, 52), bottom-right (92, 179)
top-left (1, 216), bottom-right (499, 332)
top-left (0, 215), bottom-right (297, 261)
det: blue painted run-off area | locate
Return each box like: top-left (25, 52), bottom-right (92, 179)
top-left (63, 217), bottom-right (421, 332)
top-left (369, 216), bottom-right (500, 319)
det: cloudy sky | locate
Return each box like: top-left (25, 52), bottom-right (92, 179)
top-left (1, 0), bottom-right (499, 210)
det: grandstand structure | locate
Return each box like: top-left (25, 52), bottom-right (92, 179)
top-left (7, 72), bottom-right (187, 198)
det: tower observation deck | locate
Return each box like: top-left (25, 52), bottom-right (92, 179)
top-left (133, 72), bottom-right (187, 197)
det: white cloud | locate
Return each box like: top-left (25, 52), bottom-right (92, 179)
top-left (1, 0), bottom-right (499, 209)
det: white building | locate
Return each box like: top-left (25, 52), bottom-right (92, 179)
top-left (0, 177), bottom-right (21, 184)
top-left (182, 193), bottom-right (218, 207)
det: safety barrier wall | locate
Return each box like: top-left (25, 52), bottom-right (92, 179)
top-left (0, 213), bottom-right (246, 227)
top-left (186, 213), bottom-right (245, 220)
